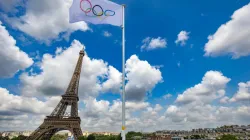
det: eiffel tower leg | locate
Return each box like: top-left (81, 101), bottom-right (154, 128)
top-left (26, 123), bottom-right (47, 140)
top-left (26, 122), bottom-right (58, 140)
top-left (40, 129), bottom-right (58, 140)
top-left (72, 127), bottom-right (83, 139)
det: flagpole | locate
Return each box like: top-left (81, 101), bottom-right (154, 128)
top-left (121, 4), bottom-right (126, 140)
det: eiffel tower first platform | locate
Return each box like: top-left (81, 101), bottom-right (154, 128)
top-left (26, 49), bottom-right (85, 140)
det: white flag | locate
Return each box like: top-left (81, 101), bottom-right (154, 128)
top-left (69, 0), bottom-right (123, 26)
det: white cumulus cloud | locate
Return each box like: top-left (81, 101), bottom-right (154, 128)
top-left (163, 93), bottom-right (172, 99)
top-left (101, 66), bottom-right (122, 93)
top-left (204, 3), bottom-right (250, 58)
top-left (230, 81), bottom-right (250, 103)
top-left (80, 97), bottom-right (152, 131)
top-left (0, 87), bottom-right (61, 131)
top-left (0, 0), bottom-right (22, 13)
top-left (125, 55), bottom-right (163, 101)
top-left (0, 87), bottom-right (60, 117)
top-left (3, 0), bottom-right (88, 43)
top-left (175, 31), bottom-right (190, 46)
top-left (141, 37), bottom-right (167, 51)
top-left (164, 104), bottom-right (250, 127)
top-left (176, 71), bottom-right (231, 105)
top-left (220, 96), bottom-right (230, 104)
top-left (0, 21), bottom-right (33, 78)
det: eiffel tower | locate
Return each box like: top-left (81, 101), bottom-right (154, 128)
top-left (27, 49), bottom-right (85, 140)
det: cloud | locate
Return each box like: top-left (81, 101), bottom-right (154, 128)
top-left (52, 97), bottom-right (250, 131)
top-left (176, 71), bottom-right (231, 105)
top-left (3, 0), bottom-right (88, 43)
top-left (220, 96), bottom-right (230, 104)
top-left (22, 100), bottom-right (249, 132)
top-left (0, 87), bottom-right (59, 116)
top-left (80, 98), bottom-right (151, 131)
top-left (101, 66), bottom-right (122, 93)
top-left (163, 93), bottom-right (172, 99)
top-left (0, 0), bottom-right (22, 13)
top-left (141, 37), bottom-right (167, 51)
top-left (230, 81), bottom-right (250, 103)
top-left (165, 105), bottom-right (186, 122)
top-left (161, 72), bottom-right (250, 128)
top-left (1, 87), bottom-right (250, 131)
top-left (0, 21), bottom-right (33, 78)
top-left (125, 55), bottom-right (163, 101)
top-left (214, 106), bottom-right (250, 124)
top-left (204, 3), bottom-right (250, 58)
top-left (162, 71), bottom-right (250, 129)
top-left (0, 87), bottom-right (61, 131)
top-left (103, 31), bottom-right (112, 37)
top-left (164, 104), bottom-right (250, 126)
top-left (154, 104), bottom-right (163, 112)
top-left (177, 62), bottom-right (181, 68)
top-left (175, 31), bottom-right (190, 46)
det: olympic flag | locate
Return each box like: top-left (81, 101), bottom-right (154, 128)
top-left (69, 0), bottom-right (123, 26)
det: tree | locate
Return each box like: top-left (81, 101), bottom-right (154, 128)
top-left (94, 135), bottom-right (116, 140)
top-left (216, 134), bottom-right (238, 140)
top-left (87, 134), bottom-right (95, 140)
top-left (78, 136), bottom-right (87, 140)
top-left (116, 133), bottom-right (122, 140)
top-left (51, 134), bottom-right (67, 140)
top-left (11, 135), bottom-right (27, 140)
top-left (0, 136), bottom-right (10, 140)
top-left (126, 131), bottom-right (142, 140)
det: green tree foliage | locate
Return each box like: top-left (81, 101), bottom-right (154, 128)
top-left (190, 135), bottom-right (200, 139)
top-left (87, 134), bottom-right (95, 140)
top-left (50, 134), bottom-right (68, 140)
top-left (126, 132), bottom-right (142, 140)
top-left (216, 134), bottom-right (238, 140)
top-left (116, 133), bottom-right (122, 140)
top-left (11, 135), bottom-right (27, 140)
top-left (94, 135), bottom-right (116, 140)
top-left (78, 136), bottom-right (87, 140)
top-left (0, 136), bottom-right (10, 140)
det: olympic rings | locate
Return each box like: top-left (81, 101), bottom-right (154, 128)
top-left (80, 0), bottom-right (92, 13)
top-left (105, 10), bottom-right (115, 16)
top-left (80, 0), bottom-right (116, 17)
top-left (92, 5), bottom-right (103, 16)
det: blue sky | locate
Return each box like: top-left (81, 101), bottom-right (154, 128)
top-left (0, 0), bottom-right (250, 132)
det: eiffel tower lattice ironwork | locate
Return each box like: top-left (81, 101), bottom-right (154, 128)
top-left (27, 50), bottom-right (85, 140)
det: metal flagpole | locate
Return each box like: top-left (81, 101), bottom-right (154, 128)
top-left (121, 4), bottom-right (126, 140)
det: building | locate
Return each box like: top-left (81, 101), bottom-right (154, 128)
top-left (82, 131), bottom-right (90, 137)
top-left (1, 131), bottom-right (33, 139)
top-left (171, 136), bottom-right (184, 140)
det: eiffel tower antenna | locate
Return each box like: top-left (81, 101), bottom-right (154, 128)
top-left (27, 49), bottom-right (85, 140)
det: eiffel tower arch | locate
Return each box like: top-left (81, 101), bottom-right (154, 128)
top-left (26, 50), bottom-right (85, 140)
